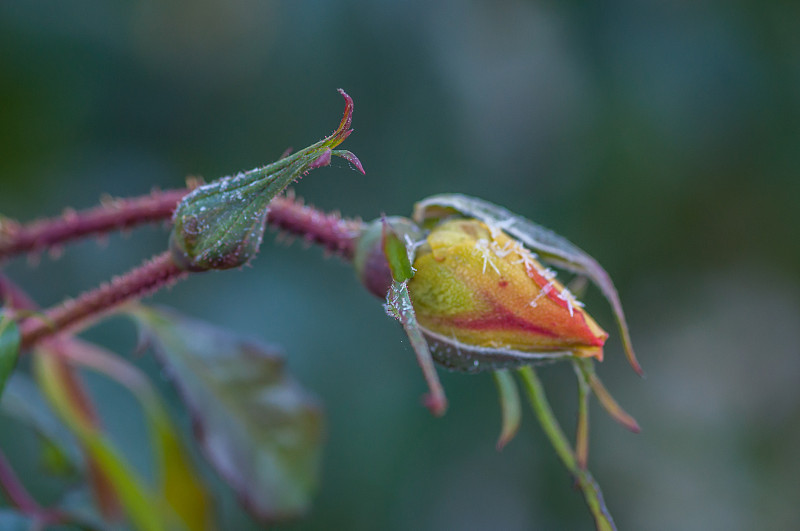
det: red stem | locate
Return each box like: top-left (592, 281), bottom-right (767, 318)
top-left (267, 192), bottom-right (362, 260)
top-left (18, 252), bottom-right (187, 350)
top-left (1, 189), bottom-right (362, 262)
top-left (0, 189), bottom-right (189, 260)
top-left (4, 189), bottom-right (362, 351)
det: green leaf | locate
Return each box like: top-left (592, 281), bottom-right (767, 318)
top-left (129, 306), bottom-right (324, 523)
top-left (414, 194), bottom-right (643, 375)
top-left (169, 89), bottom-right (363, 272)
top-left (0, 309), bottom-right (20, 400)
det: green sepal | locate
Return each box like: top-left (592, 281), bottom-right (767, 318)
top-left (492, 370), bottom-right (521, 450)
top-left (353, 216), bottom-right (422, 299)
top-left (382, 220), bottom-right (415, 282)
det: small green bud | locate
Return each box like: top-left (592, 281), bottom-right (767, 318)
top-left (170, 90), bottom-right (364, 271)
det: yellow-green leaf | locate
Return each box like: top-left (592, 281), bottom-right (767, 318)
top-left (32, 348), bottom-right (169, 531)
top-left (57, 339), bottom-right (213, 531)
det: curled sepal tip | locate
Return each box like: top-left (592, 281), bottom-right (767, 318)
top-left (492, 370), bottom-right (521, 451)
top-left (333, 150), bottom-right (365, 174)
top-left (577, 359), bottom-right (640, 433)
top-left (170, 89), bottom-right (362, 272)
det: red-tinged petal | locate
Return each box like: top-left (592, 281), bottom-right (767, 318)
top-left (408, 220), bottom-right (608, 361)
top-left (413, 194), bottom-right (642, 375)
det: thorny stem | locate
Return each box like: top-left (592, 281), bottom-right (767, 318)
top-left (0, 188), bottom-right (190, 261)
top-left (268, 192), bottom-right (362, 260)
top-left (18, 252), bottom-right (187, 351)
top-left (0, 188), bottom-right (362, 263)
top-left (3, 188), bottom-right (361, 352)
top-left (517, 367), bottom-right (616, 531)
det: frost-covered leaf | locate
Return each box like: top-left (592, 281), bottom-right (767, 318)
top-left (413, 194), bottom-right (642, 374)
top-left (0, 309), bottom-right (20, 400)
top-left (130, 306), bottom-right (324, 523)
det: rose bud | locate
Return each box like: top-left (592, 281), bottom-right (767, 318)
top-left (407, 218), bottom-right (608, 372)
top-left (354, 195), bottom-right (642, 415)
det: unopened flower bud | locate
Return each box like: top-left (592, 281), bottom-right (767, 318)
top-left (170, 90), bottom-right (363, 272)
top-left (408, 219), bottom-right (607, 371)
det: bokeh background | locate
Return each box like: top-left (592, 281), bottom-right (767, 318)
top-left (2, 1), bottom-right (799, 530)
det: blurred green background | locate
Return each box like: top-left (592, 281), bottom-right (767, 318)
top-left (2, 1), bottom-right (799, 530)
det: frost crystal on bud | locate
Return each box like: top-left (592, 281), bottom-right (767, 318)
top-left (413, 194), bottom-right (643, 375)
top-left (408, 219), bottom-right (608, 371)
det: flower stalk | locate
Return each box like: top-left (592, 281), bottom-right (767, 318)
top-left (0, 188), bottom-right (190, 262)
top-left (517, 367), bottom-right (615, 531)
top-left (19, 252), bottom-right (187, 351)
